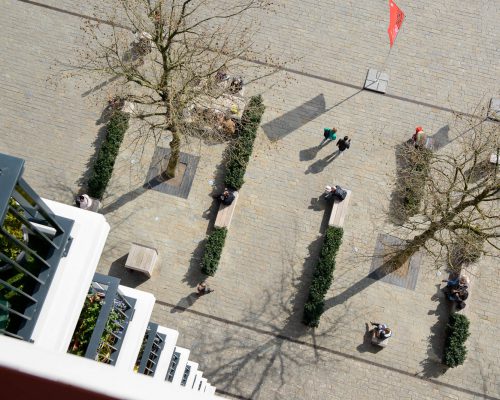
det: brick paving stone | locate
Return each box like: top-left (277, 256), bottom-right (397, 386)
top-left (0, 1), bottom-right (499, 399)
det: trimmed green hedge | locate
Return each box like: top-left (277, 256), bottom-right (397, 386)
top-left (88, 111), bottom-right (130, 200)
top-left (201, 227), bottom-right (228, 276)
top-left (443, 313), bottom-right (470, 368)
top-left (303, 226), bottom-right (344, 327)
top-left (224, 95), bottom-right (265, 190)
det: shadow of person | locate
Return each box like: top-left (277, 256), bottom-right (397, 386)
top-left (308, 195), bottom-right (328, 212)
top-left (432, 125), bottom-right (450, 150)
top-left (170, 293), bottom-right (200, 313)
top-left (305, 151), bottom-right (340, 174)
top-left (356, 322), bottom-right (384, 354)
top-left (299, 145), bottom-right (321, 161)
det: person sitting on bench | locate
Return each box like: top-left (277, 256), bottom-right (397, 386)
top-left (444, 284), bottom-right (468, 310)
top-left (215, 188), bottom-right (235, 206)
top-left (324, 185), bottom-right (347, 201)
top-left (442, 275), bottom-right (469, 291)
top-left (75, 194), bottom-right (92, 210)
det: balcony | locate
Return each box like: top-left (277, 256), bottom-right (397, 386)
top-left (0, 153), bottom-right (73, 341)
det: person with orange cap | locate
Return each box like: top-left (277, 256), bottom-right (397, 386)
top-left (412, 126), bottom-right (427, 148)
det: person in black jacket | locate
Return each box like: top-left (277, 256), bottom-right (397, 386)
top-left (324, 185), bottom-right (347, 201)
top-left (336, 136), bottom-right (351, 156)
top-left (214, 188), bottom-right (235, 205)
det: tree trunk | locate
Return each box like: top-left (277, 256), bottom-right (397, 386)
top-left (390, 185), bottom-right (495, 268)
top-left (389, 225), bottom-right (439, 268)
top-left (164, 129), bottom-right (181, 179)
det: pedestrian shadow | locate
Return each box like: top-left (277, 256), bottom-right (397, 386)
top-left (308, 194), bottom-right (329, 212)
top-left (356, 322), bottom-right (384, 354)
top-left (418, 284), bottom-right (449, 378)
top-left (299, 145), bottom-right (320, 161)
top-left (262, 94), bottom-right (327, 141)
top-left (170, 293), bottom-right (200, 313)
top-left (305, 151), bottom-right (340, 174)
top-left (432, 125), bottom-right (450, 150)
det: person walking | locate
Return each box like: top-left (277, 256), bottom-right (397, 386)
top-left (319, 127), bottom-right (337, 146)
top-left (336, 136), bottom-right (351, 156)
top-left (197, 281), bottom-right (214, 296)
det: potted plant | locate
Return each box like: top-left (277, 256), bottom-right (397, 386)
top-left (68, 292), bottom-right (104, 356)
top-left (0, 199), bottom-right (29, 272)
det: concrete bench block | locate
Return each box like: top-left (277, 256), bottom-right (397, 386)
top-left (125, 243), bottom-right (158, 278)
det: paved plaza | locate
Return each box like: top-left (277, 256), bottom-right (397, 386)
top-left (1, 0), bottom-right (499, 399)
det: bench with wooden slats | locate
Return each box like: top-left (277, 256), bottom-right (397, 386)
top-left (328, 190), bottom-right (352, 228)
top-left (214, 191), bottom-right (239, 229)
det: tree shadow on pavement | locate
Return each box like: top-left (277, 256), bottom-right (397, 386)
top-left (322, 254), bottom-right (398, 313)
top-left (201, 207), bottom-right (339, 398)
top-left (418, 284), bottom-right (449, 378)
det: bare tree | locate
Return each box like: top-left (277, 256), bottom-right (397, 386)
top-left (74, 0), bottom-right (276, 178)
top-left (389, 109), bottom-right (499, 271)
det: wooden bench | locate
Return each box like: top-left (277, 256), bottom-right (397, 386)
top-left (328, 190), bottom-right (352, 228)
top-left (214, 191), bottom-right (239, 229)
top-left (125, 243), bottom-right (158, 278)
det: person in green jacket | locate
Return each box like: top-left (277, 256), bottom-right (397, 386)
top-left (319, 127), bottom-right (337, 146)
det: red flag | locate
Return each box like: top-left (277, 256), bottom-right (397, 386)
top-left (388, 0), bottom-right (405, 47)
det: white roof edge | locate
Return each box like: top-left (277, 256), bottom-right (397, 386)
top-left (31, 200), bottom-right (110, 352)
top-left (0, 336), bottom-right (222, 399)
top-left (114, 286), bottom-right (155, 370)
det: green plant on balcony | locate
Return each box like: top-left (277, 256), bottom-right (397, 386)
top-left (97, 309), bottom-right (124, 363)
top-left (68, 292), bottom-right (104, 356)
top-left (0, 199), bottom-right (24, 261)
